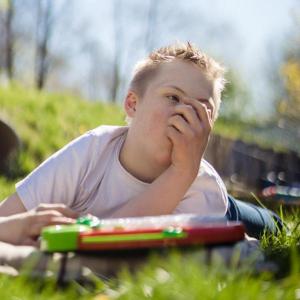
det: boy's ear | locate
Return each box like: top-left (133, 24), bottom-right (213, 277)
top-left (124, 91), bottom-right (139, 117)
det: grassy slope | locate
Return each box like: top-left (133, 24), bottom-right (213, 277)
top-left (0, 85), bottom-right (125, 199)
top-left (0, 86), bottom-right (299, 299)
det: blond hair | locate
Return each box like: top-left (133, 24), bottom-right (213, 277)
top-left (128, 42), bottom-right (226, 120)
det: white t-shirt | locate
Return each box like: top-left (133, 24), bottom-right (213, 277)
top-left (16, 125), bottom-right (228, 217)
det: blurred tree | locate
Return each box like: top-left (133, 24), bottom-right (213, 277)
top-left (83, 40), bottom-right (104, 100)
top-left (35, 0), bottom-right (53, 90)
top-left (0, 0), bottom-right (15, 80)
top-left (277, 58), bottom-right (300, 122)
top-left (276, 16), bottom-right (300, 124)
top-left (0, 0), bottom-right (87, 95)
top-left (0, 4), bottom-right (7, 75)
top-left (110, 0), bottom-right (123, 103)
top-left (34, 0), bottom-right (72, 91)
top-left (4, 0), bottom-right (14, 80)
top-left (220, 70), bottom-right (250, 120)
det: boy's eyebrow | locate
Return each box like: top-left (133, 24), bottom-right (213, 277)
top-left (163, 85), bottom-right (209, 102)
top-left (163, 85), bottom-right (186, 95)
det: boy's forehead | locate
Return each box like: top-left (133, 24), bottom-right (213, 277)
top-left (149, 60), bottom-right (214, 98)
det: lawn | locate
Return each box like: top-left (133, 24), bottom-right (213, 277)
top-left (0, 86), bottom-right (299, 299)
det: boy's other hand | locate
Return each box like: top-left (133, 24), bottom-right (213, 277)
top-left (166, 97), bottom-right (213, 180)
top-left (35, 203), bottom-right (79, 219)
top-left (0, 205), bottom-right (77, 247)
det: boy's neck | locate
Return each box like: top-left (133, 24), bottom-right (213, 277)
top-left (119, 132), bottom-right (170, 183)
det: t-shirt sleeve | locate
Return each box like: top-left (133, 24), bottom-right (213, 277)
top-left (15, 133), bottom-right (95, 211)
top-left (173, 160), bottom-right (228, 216)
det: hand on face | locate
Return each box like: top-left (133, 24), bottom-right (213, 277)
top-left (166, 97), bottom-right (214, 179)
top-left (0, 204), bottom-right (78, 247)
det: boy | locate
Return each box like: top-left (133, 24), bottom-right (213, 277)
top-left (0, 42), bottom-right (228, 219)
top-left (0, 42), bottom-right (282, 238)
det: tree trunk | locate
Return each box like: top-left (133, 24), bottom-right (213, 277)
top-left (35, 0), bottom-right (52, 90)
top-left (110, 0), bottom-right (122, 103)
top-left (5, 0), bottom-right (14, 80)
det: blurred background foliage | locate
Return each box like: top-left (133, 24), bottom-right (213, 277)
top-left (278, 59), bottom-right (300, 122)
top-left (276, 16), bottom-right (300, 125)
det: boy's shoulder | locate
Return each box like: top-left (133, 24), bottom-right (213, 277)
top-left (87, 125), bottom-right (128, 138)
top-left (199, 159), bottom-right (220, 177)
top-left (59, 125), bottom-right (128, 159)
top-left (75, 125), bottom-right (128, 146)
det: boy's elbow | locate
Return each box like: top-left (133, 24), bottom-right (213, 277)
top-left (205, 193), bottom-right (228, 217)
top-left (0, 192), bottom-right (27, 217)
top-left (215, 195), bottom-right (228, 217)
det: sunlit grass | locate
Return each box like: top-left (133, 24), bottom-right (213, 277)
top-left (0, 273), bottom-right (96, 300)
top-left (0, 85), bottom-right (125, 174)
top-left (108, 249), bottom-right (299, 300)
top-left (0, 177), bottom-right (16, 200)
top-left (0, 85), bottom-right (125, 199)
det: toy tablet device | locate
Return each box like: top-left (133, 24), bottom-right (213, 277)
top-left (41, 214), bottom-right (245, 252)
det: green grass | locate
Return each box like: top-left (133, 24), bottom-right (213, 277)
top-left (0, 85), bottom-right (125, 200)
top-left (0, 85), bottom-right (299, 299)
top-left (110, 251), bottom-right (299, 300)
top-left (0, 275), bottom-right (88, 300)
top-left (1, 235), bottom-right (299, 300)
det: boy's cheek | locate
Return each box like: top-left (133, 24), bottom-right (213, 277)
top-left (151, 107), bottom-right (172, 124)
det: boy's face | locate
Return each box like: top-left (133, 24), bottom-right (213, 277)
top-left (126, 59), bottom-right (216, 166)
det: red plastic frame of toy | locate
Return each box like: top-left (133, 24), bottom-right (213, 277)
top-left (78, 222), bottom-right (245, 251)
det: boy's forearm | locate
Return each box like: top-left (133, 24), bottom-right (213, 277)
top-left (0, 216), bottom-right (21, 244)
top-left (109, 166), bottom-right (195, 218)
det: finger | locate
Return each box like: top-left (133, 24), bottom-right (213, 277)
top-left (28, 215), bottom-right (75, 236)
top-left (181, 97), bottom-right (213, 129)
top-left (46, 216), bottom-right (76, 226)
top-left (182, 96), bottom-right (215, 119)
top-left (35, 210), bottom-right (62, 218)
top-left (36, 204), bottom-right (79, 218)
top-left (173, 104), bottom-right (199, 128)
top-left (166, 125), bottom-right (182, 146)
top-left (168, 114), bottom-right (193, 137)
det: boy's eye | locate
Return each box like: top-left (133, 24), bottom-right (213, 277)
top-left (167, 95), bottom-right (180, 103)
